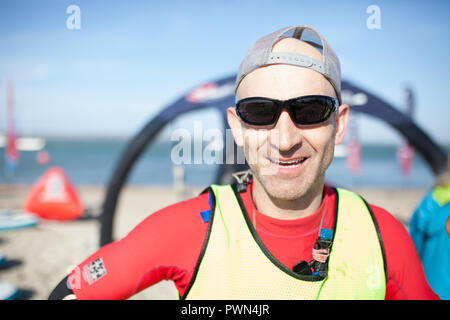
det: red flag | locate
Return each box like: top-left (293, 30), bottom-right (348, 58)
top-left (5, 77), bottom-right (19, 171)
top-left (397, 144), bottom-right (415, 177)
top-left (346, 140), bottom-right (361, 175)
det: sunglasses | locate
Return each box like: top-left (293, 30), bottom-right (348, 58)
top-left (236, 95), bottom-right (338, 126)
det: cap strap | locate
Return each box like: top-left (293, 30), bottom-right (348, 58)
top-left (267, 52), bottom-right (325, 74)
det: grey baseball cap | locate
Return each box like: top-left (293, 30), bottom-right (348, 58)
top-left (235, 25), bottom-right (341, 104)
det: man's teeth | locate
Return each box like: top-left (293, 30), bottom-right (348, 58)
top-left (271, 158), bottom-right (306, 167)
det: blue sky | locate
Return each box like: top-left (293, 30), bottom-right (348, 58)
top-left (0, 0), bottom-right (449, 145)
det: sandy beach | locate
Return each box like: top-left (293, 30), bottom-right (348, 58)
top-left (0, 183), bottom-right (426, 300)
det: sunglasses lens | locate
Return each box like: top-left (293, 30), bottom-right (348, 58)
top-left (237, 99), bottom-right (277, 125)
top-left (292, 97), bottom-right (335, 124)
top-left (236, 96), bottom-right (337, 125)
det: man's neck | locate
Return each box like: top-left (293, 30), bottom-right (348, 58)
top-left (251, 178), bottom-right (324, 220)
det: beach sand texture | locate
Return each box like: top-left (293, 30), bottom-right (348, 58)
top-left (0, 183), bottom-right (425, 300)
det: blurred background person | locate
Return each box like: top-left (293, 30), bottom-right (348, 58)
top-left (409, 157), bottom-right (450, 300)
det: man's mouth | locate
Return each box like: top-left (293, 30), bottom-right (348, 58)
top-left (269, 157), bottom-right (308, 168)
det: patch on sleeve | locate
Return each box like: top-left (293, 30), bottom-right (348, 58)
top-left (199, 193), bottom-right (212, 222)
top-left (200, 210), bottom-right (211, 222)
top-left (82, 257), bottom-right (107, 285)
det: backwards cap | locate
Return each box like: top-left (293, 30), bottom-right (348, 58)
top-left (235, 25), bottom-right (341, 104)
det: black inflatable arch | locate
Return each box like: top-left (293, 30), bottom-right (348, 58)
top-left (99, 74), bottom-right (447, 246)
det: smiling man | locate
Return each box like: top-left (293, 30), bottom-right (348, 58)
top-left (49, 25), bottom-right (439, 300)
top-left (228, 35), bottom-right (347, 219)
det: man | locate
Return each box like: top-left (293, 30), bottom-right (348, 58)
top-left (49, 25), bottom-right (439, 300)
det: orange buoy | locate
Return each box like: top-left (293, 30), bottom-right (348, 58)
top-left (22, 167), bottom-right (84, 220)
top-left (36, 150), bottom-right (50, 165)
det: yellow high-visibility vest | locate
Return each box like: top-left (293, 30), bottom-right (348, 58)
top-left (183, 185), bottom-right (386, 300)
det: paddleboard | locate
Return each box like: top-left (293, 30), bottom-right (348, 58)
top-left (0, 282), bottom-right (19, 300)
top-left (0, 210), bottom-right (39, 231)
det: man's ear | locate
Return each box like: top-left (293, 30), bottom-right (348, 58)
top-left (227, 106), bottom-right (244, 147)
top-left (334, 104), bottom-right (349, 146)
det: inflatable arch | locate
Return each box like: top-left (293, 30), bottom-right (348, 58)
top-left (99, 74), bottom-right (447, 246)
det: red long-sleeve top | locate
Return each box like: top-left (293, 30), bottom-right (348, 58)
top-left (69, 182), bottom-right (439, 300)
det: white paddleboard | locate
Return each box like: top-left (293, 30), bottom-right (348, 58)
top-left (0, 210), bottom-right (39, 231)
top-left (0, 282), bottom-right (19, 300)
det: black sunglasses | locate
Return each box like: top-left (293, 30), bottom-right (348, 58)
top-left (236, 95), bottom-right (338, 126)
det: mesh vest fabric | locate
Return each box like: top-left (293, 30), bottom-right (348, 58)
top-left (184, 185), bottom-right (386, 300)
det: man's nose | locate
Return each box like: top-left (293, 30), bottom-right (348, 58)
top-left (272, 110), bottom-right (302, 152)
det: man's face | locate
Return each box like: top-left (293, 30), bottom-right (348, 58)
top-left (228, 38), bottom-right (349, 201)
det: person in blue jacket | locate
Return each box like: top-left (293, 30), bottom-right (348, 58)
top-left (410, 157), bottom-right (450, 299)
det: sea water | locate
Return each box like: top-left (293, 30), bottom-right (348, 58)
top-left (0, 139), bottom-right (445, 189)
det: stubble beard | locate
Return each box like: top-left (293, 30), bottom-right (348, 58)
top-left (249, 145), bottom-right (334, 205)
